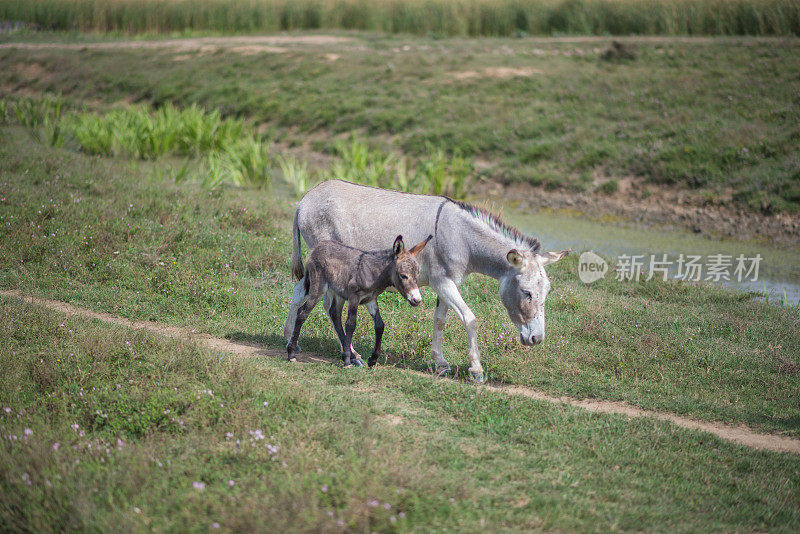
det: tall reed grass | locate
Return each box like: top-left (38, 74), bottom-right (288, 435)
top-left (1, 0), bottom-right (797, 36)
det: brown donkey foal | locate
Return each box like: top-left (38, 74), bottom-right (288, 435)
top-left (287, 234), bottom-right (433, 368)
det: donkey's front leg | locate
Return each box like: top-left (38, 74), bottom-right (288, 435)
top-left (436, 279), bottom-right (484, 383)
top-left (430, 297), bottom-right (452, 377)
top-left (341, 299), bottom-right (360, 368)
top-left (365, 300), bottom-right (384, 367)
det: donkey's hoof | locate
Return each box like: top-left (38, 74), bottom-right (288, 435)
top-left (469, 370), bottom-right (485, 384)
top-left (351, 358), bottom-right (365, 368)
top-left (435, 365), bottom-right (452, 378)
top-left (287, 356), bottom-right (297, 363)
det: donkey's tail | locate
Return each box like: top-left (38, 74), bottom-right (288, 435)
top-left (290, 207), bottom-right (304, 280)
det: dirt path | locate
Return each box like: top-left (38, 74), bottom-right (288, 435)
top-left (0, 35), bottom-right (793, 52)
top-left (4, 289), bottom-right (799, 455)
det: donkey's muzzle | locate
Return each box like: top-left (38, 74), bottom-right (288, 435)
top-left (520, 333), bottom-right (542, 346)
top-left (407, 288), bottom-right (422, 307)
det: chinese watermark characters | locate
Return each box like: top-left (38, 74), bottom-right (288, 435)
top-left (579, 251), bottom-right (762, 284)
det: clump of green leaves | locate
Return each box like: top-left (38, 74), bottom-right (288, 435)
top-left (69, 104), bottom-right (245, 159)
top-left (278, 155), bottom-right (314, 198)
top-left (206, 138), bottom-right (272, 189)
top-left (597, 179), bottom-right (619, 195)
top-left (417, 144), bottom-right (473, 197)
top-left (329, 138), bottom-right (396, 188)
top-left (4, 96), bottom-right (479, 196)
top-left (3, 94), bottom-right (67, 145)
top-left (322, 137), bottom-right (474, 198)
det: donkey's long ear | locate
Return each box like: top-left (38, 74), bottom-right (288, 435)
top-left (507, 249), bottom-right (524, 269)
top-left (393, 235), bottom-right (406, 258)
top-left (409, 234), bottom-right (433, 257)
top-left (540, 250), bottom-right (570, 265)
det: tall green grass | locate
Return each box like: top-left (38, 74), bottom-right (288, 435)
top-left (1, 97), bottom-right (246, 159)
top-left (318, 138), bottom-right (474, 197)
top-left (8, 94), bottom-right (68, 146)
top-left (70, 104), bottom-right (245, 159)
top-left (206, 138), bottom-right (273, 188)
top-left (1, 96), bottom-right (473, 196)
top-left (277, 155), bottom-right (314, 198)
top-left (1, 0), bottom-right (797, 36)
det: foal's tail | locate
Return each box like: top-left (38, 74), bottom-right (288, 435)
top-left (290, 207), bottom-right (304, 280)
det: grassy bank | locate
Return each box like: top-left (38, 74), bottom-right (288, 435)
top-left (1, 34), bottom-right (798, 213)
top-left (1, 124), bottom-right (798, 439)
top-left (0, 95), bottom-right (475, 196)
top-left (1, 0), bottom-right (798, 37)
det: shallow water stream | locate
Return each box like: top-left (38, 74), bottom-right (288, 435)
top-left (504, 208), bottom-right (800, 305)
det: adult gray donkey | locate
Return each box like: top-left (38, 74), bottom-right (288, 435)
top-left (283, 179), bottom-right (568, 383)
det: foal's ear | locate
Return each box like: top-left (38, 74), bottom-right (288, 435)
top-left (409, 234), bottom-right (433, 256)
top-left (393, 235), bottom-right (406, 258)
top-left (540, 250), bottom-right (570, 265)
top-left (507, 249), bottom-right (524, 269)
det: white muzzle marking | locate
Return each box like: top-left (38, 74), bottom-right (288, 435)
top-left (519, 317), bottom-right (545, 346)
top-left (407, 288), bottom-right (422, 306)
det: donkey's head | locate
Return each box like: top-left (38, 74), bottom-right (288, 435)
top-left (499, 248), bottom-right (569, 346)
top-left (391, 234), bottom-right (433, 307)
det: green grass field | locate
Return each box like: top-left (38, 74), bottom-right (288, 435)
top-left (1, 27), bottom-right (800, 530)
top-left (1, 127), bottom-right (799, 438)
top-left (3, 296), bottom-right (799, 531)
top-left (1, 33), bottom-right (798, 213)
top-left (1, 125), bottom-right (799, 530)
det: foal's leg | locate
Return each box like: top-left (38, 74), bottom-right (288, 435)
top-left (325, 292), bottom-right (364, 364)
top-left (430, 296), bottom-right (452, 376)
top-left (365, 300), bottom-right (384, 367)
top-left (325, 296), bottom-right (347, 351)
top-left (326, 295), bottom-right (364, 367)
top-left (434, 278), bottom-right (484, 383)
top-left (341, 298), bottom-right (359, 368)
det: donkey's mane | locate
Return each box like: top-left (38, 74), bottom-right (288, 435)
top-left (451, 199), bottom-right (541, 253)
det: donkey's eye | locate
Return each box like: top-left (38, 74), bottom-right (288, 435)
top-left (521, 290), bottom-right (532, 301)
top-left (400, 274), bottom-right (408, 280)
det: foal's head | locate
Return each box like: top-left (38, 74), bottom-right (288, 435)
top-left (391, 234), bottom-right (433, 307)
